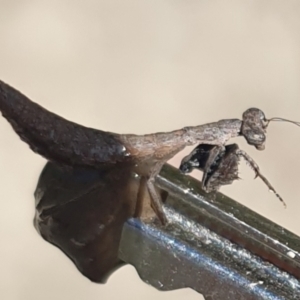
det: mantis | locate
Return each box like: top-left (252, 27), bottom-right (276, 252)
top-left (0, 80), bottom-right (297, 224)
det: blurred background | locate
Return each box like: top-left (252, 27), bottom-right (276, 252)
top-left (1, 1), bottom-right (300, 299)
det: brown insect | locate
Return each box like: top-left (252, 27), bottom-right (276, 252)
top-left (0, 80), bottom-right (299, 224)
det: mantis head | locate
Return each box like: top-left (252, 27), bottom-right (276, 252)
top-left (241, 107), bottom-right (300, 150)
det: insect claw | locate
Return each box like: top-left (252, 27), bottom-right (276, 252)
top-left (236, 149), bottom-right (287, 208)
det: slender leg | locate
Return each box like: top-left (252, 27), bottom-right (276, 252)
top-left (202, 145), bottom-right (224, 190)
top-left (147, 178), bottom-right (168, 225)
top-left (146, 162), bottom-right (168, 225)
top-left (236, 149), bottom-right (287, 207)
top-left (134, 176), bottom-right (147, 218)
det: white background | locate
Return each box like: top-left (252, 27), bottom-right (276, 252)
top-left (1, 1), bottom-right (300, 299)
